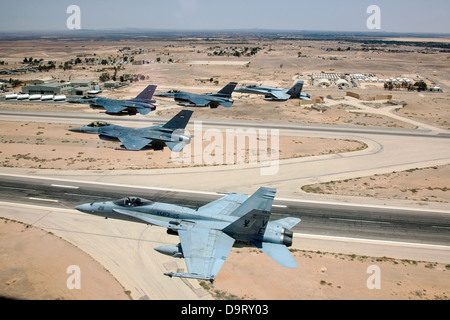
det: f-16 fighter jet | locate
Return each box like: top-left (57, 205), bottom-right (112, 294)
top-left (69, 110), bottom-right (193, 151)
top-left (235, 80), bottom-right (311, 101)
top-left (68, 85), bottom-right (157, 115)
top-left (75, 187), bottom-right (300, 283)
top-left (156, 82), bottom-right (237, 108)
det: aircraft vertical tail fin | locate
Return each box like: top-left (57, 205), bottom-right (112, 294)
top-left (286, 81), bottom-right (304, 98)
top-left (222, 187), bottom-right (276, 236)
top-left (162, 110), bottom-right (194, 130)
top-left (216, 82), bottom-right (238, 97)
top-left (131, 85), bottom-right (157, 102)
top-left (222, 208), bottom-right (271, 238)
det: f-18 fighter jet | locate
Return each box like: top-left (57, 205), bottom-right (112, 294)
top-left (75, 187), bottom-right (300, 283)
top-left (235, 81), bottom-right (311, 101)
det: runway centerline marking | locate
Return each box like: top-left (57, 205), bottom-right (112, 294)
top-left (329, 217), bottom-right (391, 225)
top-left (51, 184), bottom-right (79, 189)
top-left (28, 197), bottom-right (59, 203)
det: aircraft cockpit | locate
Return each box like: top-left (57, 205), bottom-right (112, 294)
top-left (86, 121), bottom-right (111, 128)
top-left (114, 197), bottom-right (153, 207)
top-left (167, 90), bottom-right (181, 94)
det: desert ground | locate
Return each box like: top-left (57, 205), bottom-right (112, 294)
top-left (0, 121), bottom-right (366, 170)
top-left (0, 218), bottom-right (129, 300)
top-left (302, 164), bottom-right (450, 204)
top-left (1, 216), bottom-right (448, 300)
top-left (0, 35), bottom-right (449, 300)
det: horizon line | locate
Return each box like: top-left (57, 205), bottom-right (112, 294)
top-left (0, 28), bottom-right (449, 37)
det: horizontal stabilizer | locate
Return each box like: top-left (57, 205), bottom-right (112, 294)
top-left (219, 101), bottom-right (233, 108)
top-left (136, 107), bottom-right (152, 115)
top-left (301, 95), bottom-right (312, 101)
top-left (273, 217), bottom-right (301, 230)
top-left (164, 272), bottom-right (215, 282)
top-left (252, 241), bottom-right (297, 268)
top-left (165, 141), bottom-right (187, 152)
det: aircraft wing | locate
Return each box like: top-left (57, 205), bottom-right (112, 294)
top-left (197, 193), bottom-right (249, 216)
top-left (183, 97), bottom-right (211, 107)
top-left (267, 91), bottom-right (290, 101)
top-left (118, 134), bottom-right (152, 151)
top-left (113, 208), bottom-right (173, 227)
top-left (113, 207), bottom-right (235, 282)
top-left (102, 104), bottom-right (128, 114)
top-left (167, 226), bottom-right (235, 282)
top-left (239, 87), bottom-right (269, 95)
top-left (251, 241), bottom-right (297, 268)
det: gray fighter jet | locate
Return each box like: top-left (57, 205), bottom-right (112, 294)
top-left (75, 187), bottom-right (300, 282)
top-left (235, 80), bottom-right (311, 101)
top-left (67, 85), bottom-right (157, 115)
top-left (156, 82), bottom-right (237, 108)
top-left (69, 110), bottom-right (193, 151)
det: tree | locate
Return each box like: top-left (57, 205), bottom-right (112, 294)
top-left (99, 72), bottom-right (111, 82)
top-left (414, 81), bottom-right (427, 92)
top-left (112, 67), bottom-right (118, 81)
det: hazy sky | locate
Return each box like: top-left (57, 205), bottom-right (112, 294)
top-left (0, 0), bottom-right (449, 34)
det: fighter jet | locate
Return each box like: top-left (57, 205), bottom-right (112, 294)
top-left (68, 110), bottom-right (193, 151)
top-left (75, 187), bottom-right (300, 282)
top-left (235, 80), bottom-right (311, 101)
top-left (67, 85), bottom-right (157, 115)
top-left (156, 82), bottom-right (237, 108)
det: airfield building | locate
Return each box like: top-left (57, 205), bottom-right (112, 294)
top-left (336, 79), bottom-right (350, 89)
top-left (22, 80), bottom-right (100, 96)
top-left (22, 82), bottom-right (72, 95)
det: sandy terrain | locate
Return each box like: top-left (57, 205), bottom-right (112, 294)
top-left (0, 121), bottom-right (365, 170)
top-left (0, 36), bottom-right (449, 300)
top-left (302, 165), bottom-right (450, 204)
top-left (1, 216), bottom-right (448, 301)
top-left (211, 247), bottom-right (450, 300)
top-left (0, 218), bottom-right (129, 300)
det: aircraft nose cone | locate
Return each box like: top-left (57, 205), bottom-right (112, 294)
top-left (75, 203), bottom-right (91, 213)
top-left (69, 127), bottom-right (83, 132)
